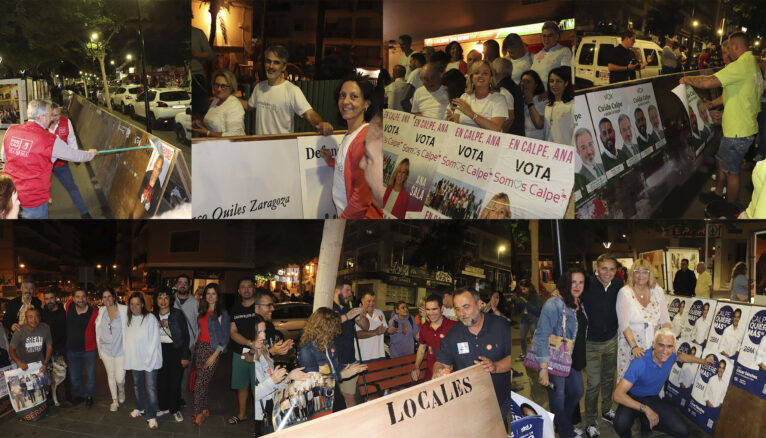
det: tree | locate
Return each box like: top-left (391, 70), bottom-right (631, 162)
top-left (723, 0), bottom-right (766, 40)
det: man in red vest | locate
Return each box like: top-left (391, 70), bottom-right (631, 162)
top-left (50, 103), bottom-right (91, 218)
top-left (2, 99), bottom-right (98, 219)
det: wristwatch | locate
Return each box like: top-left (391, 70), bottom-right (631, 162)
top-left (472, 113), bottom-right (479, 121)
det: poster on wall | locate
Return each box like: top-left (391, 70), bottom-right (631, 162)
top-left (669, 297), bottom-right (691, 338)
top-left (664, 248), bottom-right (700, 295)
top-left (297, 135), bottom-right (344, 219)
top-left (665, 340), bottom-right (704, 408)
top-left (680, 298), bottom-right (716, 344)
top-left (573, 95), bottom-right (607, 206)
top-left (686, 352), bottom-right (734, 432)
top-left (511, 391), bottom-right (555, 438)
top-left (753, 231), bottom-right (766, 296)
top-left (620, 84), bottom-right (666, 157)
top-left (0, 79), bottom-right (25, 129)
top-left (640, 249), bottom-right (666, 289)
top-left (704, 304), bottom-right (752, 360)
top-left (730, 306), bottom-right (766, 399)
top-left (671, 84), bottom-right (714, 156)
top-left (4, 362), bottom-right (48, 421)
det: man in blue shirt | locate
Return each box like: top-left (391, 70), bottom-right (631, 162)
top-left (612, 327), bottom-right (715, 438)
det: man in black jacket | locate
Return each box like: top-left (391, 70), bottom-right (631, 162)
top-left (580, 254), bottom-right (624, 438)
top-left (3, 279), bottom-right (42, 336)
top-left (673, 259), bottom-right (697, 297)
top-left (493, 57), bottom-right (525, 136)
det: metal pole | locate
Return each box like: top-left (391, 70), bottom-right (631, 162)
top-left (136, 0), bottom-right (152, 133)
top-left (552, 220), bottom-right (566, 278)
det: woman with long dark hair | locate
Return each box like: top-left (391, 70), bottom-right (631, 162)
top-left (192, 283), bottom-right (230, 426)
top-left (516, 279), bottom-right (541, 360)
top-left (153, 289), bottom-right (190, 423)
top-left (544, 66), bottom-right (574, 145)
top-left (124, 292), bottom-right (162, 430)
top-left (445, 41), bottom-right (467, 74)
top-left (319, 75), bottom-right (381, 219)
top-left (519, 70), bottom-right (547, 140)
top-left (0, 174), bottom-right (20, 219)
top-left (483, 291), bottom-right (511, 321)
top-left (532, 269), bottom-right (587, 438)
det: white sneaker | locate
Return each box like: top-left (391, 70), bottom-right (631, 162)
top-left (173, 411), bottom-right (183, 422)
top-left (147, 418), bottom-right (158, 430)
top-left (586, 425), bottom-right (600, 438)
top-left (156, 410), bottom-right (169, 417)
top-left (574, 426), bottom-right (585, 437)
top-left (601, 409), bottom-right (616, 424)
top-left (110, 400), bottom-right (119, 412)
top-left (129, 409), bottom-right (144, 418)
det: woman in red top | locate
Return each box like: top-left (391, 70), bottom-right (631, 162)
top-left (382, 158), bottom-right (410, 218)
top-left (192, 284), bottom-right (230, 426)
top-left (320, 76), bottom-right (381, 219)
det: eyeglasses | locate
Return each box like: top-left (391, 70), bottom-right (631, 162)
top-left (634, 270), bottom-right (650, 275)
top-left (213, 83), bottom-right (231, 89)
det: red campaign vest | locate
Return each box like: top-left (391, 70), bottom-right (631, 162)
top-left (52, 117), bottom-right (70, 168)
top-left (3, 121), bottom-right (56, 208)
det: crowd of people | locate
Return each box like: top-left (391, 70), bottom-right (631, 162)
top-left (382, 21), bottom-right (574, 146)
top-left (1, 106), bottom-right (20, 124)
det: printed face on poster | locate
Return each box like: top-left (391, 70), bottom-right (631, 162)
top-left (730, 306), bottom-right (766, 399)
top-left (272, 372), bottom-right (336, 431)
top-left (671, 84), bottom-right (713, 156)
top-left (621, 84), bottom-right (665, 156)
top-left (680, 298), bottom-right (715, 342)
top-left (136, 143), bottom-right (175, 213)
top-left (4, 362), bottom-right (47, 421)
top-left (668, 340), bottom-right (703, 390)
top-left (705, 304), bottom-right (752, 359)
top-left (511, 391), bottom-right (555, 438)
top-left (572, 95), bottom-right (607, 204)
top-left (686, 351), bottom-right (734, 431)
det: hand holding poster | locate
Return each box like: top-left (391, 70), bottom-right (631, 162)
top-left (272, 372), bottom-right (336, 431)
top-left (730, 306), bottom-right (766, 399)
top-left (4, 361), bottom-right (47, 421)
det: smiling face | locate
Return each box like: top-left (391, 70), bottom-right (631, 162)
top-left (618, 117), bottom-right (633, 144)
top-left (157, 292), bottom-right (171, 312)
top-left (635, 109), bottom-right (647, 138)
top-left (21, 282), bottom-right (34, 302)
top-left (548, 72), bottom-right (568, 100)
top-left (238, 279), bottom-right (255, 301)
top-left (51, 107), bottom-right (62, 127)
top-left (597, 258), bottom-right (617, 286)
top-left (337, 81), bottom-right (369, 124)
top-left (717, 361), bottom-right (726, 378)
top-left (102, 290), bottom-right (115, 307)
top-left (395, 302), bottom-right (409, 318)
top-left (471, 63), bottom-right (492, 91)
top-left (129, 295), bottom-right (143, 316)
top-left (205, 287), bottom-right (218, 307)
top-left (449, 43), bottom-right (461, 61)
top-left (570, 272), bottom-right (585, 299)
top-left (212, 74), bottom-right (233, 100)
top-left (264, 50), bottom-right (287, 83)
top-left (732, 310), bottom-right (741, 328)
top-left (256, 294), bottom-right (274, 320)
top-left (25, 308), bottom-right (40, 330)
top-left (575, 131), bottom-right (596, 166)
top-left (254, 321), bottom-right (267, 348)
top-left (599, 120), bottom-right (616, 152)
top-left (652, 334), bottom-right (676, 364)
top-left (74, 290), bottom-right (87, 309)
top-left (425, 299), bottom-right (442, 323)
top-left (394, 161), bottom-right (409, 187)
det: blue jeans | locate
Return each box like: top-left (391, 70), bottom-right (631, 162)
top-left (613, 394), bottom-right (689, 438)
top-left (547, 369), bottom-right (584, 438)
top-left (67, 349), bottom-right (97, 398)
top-left (21, 202), bottom-right (48, 219)
top-left (519, 316), bottom-right (538, 356)
top-left (52, 164), bottom-right (89, 215)
top-left (716, 135), bottom-right (755, 174)
top-left (133, 369), bottom-right (159, 420)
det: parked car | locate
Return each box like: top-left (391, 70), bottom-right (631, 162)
top-left (132, 88), bottom-right (191, 129)
top-left (175, 108), bottom-right (192, 144)
top-left (110, 84), bottom-right (143, 114)
top-left (97, 86), bottom-right (119, 106)
top-left (574, 35), bottom-right (662, 89)
top-left (271, 301), bottom-right (313, 341)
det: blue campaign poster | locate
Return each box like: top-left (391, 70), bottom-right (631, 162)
top-left (511, 392), bottom-right (554, 438)
top-left (730, 307), bottom-right (766, 399)
top-left (665, 341), bottom-right (702, 408)
top-left (686, 352), bottom-right (734, 432)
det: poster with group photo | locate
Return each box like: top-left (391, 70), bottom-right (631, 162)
top-left (4, 362), bottom-right (47, 421)
top-left (272, 372), bottom-right (336, 431)
top-left (297, 134), bottom-right (345, 219)
top-left (730, 306), bottom-right (766, 399)
top-left (679, 298), bottom-right (717, 344)
top-left (671, 84), bottom-right (714, 156)
top-left (704, 304), bottom-right (752, 360)
top-left (573, 95), bottom-right (607, 206)
top-left (511, 392), bottom-right (555, 438)
top-left (0, 79), bottom-right (25, 129)
top-left (686, 351), bottom-right (734, 432)
top-left (665, 340), bottom-right (704, 408)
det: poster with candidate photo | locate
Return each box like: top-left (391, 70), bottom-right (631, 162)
top-left (665, 340), bottom-right (704, 408)
top-left (668, 297), bottom-right (691, 339)
top-left (686, 351), bottom-right (734, 432)
top-left (4, 362), bottom-right (47, 421)
top-left (671, 84), bottom-right (714, 157)
top-left (705, 304), bottom-right (752, 360)
top-left (586, 87), bottom-right (641, 178)
top-left (680, 298), bottom-right (717, 344)
top-left (573, 95), bottom-right (606, 208)
top-left (621, 84), bottom-right (665, 158)
top-left (510, 392), bottom-right (555, 438)
top-left (272, 372), bottom-right (336, 431)
top-left (730, 306), bottom-right (766, 399)
top-left (136, 142), bottom-right (175, 215)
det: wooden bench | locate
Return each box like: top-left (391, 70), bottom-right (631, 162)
top-left (357, 354), bottom-right (428, 401)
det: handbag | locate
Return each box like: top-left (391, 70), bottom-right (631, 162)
top-left (523, 304), bottom-right (573, 377)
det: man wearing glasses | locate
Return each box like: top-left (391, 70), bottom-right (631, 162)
top-left (254, 290), bottom-right (293, 356)
top-left (531, 21), bottom-right (572, 91)
top-left (173, 274), bottom-right (198, 407)
top-left (246, 44), bottom-right (334, 135)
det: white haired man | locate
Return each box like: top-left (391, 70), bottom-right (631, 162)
top-left (612, 327), bottom-right (715, 438)
top-left (2, 99), bottom-right (98, 218)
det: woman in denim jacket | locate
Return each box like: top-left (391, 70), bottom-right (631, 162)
top-left (192, 283), bottom-right (230, 426)
top-left (297, 308), bottom-right (367, 411)
top-left (532, 269), bottom-right (588, 438)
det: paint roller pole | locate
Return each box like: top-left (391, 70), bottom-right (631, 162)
top-left (95, 138), bottom-right (164, 155)
top-left (136, 0), bottom-right (152, 133)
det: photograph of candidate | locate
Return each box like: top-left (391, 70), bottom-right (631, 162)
top-left (382, 158), bottom-right (410, 218)
top-left (574, 128), bottom-right (605, 189)
top-left (677, 345), bottom-right (698, 389)
top-left (702, 359), bottom-right (729, 408)
top-left (692, 303), bottom-right (712, 344)
top-left (137, 154), bottom-right (166, 213)
top-left (686, 106), bottom-right (704, 151)
top-left (719, 308), bottom-right (745, 357)
top-left (696, 100), bottom-right (713, 139)
top-left (479, 193), bottom-right (511, 219)
top-left (647, 105), bottom-right (664, 143)
top-left (633, 108), bottom-right (654, 152)
top-left (617, 114), bottom-right (640, 158)
top-left (598, 117), bottom-right (631, 171)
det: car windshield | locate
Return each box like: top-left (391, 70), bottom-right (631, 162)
top-left (159, 91), bottom-right (189, 101)
top-left (128, 87), bottom-right (141, 94)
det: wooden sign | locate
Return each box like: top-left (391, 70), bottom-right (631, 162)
top-left (267, 364), bottom-right (506, 438)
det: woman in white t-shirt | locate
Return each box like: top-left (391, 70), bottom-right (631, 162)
top-left (519, 70), bottom-right (548, 140)
top-left (544, 66), bottom-right (575, 145)
top-left (191, 70), bottom-right (245, 138)
top-left (445, 41), bottom-right (468, 75)
top-left (447, 61), bottom-right (507, 131)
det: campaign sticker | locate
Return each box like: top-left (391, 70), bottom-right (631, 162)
top-left (457, 342), bottom-right (470, 354)
top-left (486, 344), bottom-right (493, 351)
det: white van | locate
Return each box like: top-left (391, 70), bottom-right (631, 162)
top-left (575, 36), bottom-right (663, 88)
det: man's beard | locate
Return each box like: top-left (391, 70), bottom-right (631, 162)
top-left (460, 313), bottom-right (478, 327)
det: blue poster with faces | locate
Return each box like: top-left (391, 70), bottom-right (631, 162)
top-left (730, 307), bottom-right (766, 399)
top-left (685, 352), bottom-right (734, 432)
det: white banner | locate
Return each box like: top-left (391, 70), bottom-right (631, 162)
top-left (297, 135), bottom-right (344, 219)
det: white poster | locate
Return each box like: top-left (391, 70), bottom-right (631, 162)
top-left (686, 350), bottom-right (734, 431)
top-left (730, 306), bottom-right (766, 399)
top-left (137, 141), bottom-right (175, 214)
top-left (671, 84), bottom-right (714, 156)
top-left (573, 95), bottom-right (607, 204)
top-left (668, 296), bottom-right (692, 338)
top-left (621, 84), bottom-right (666, 155)
top-left (585, 88), bottom-right (638, 177)
top-left (4, 362), bottom-right (48, 419)
top-left (680, 298), bottom-right (717, 344)
top-left (192, 138), bottom-right (304, 219)
top-left (704, 303), bottom-right (753, 359)
top-left (297, 135), bottom-right (344, 219)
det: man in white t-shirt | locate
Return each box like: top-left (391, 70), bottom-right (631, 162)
top-left (719, 308), bottom-right (745, 357)
top-left (411, 64), bottom-right (449, 120)
top-left (503, 33), bottom-right (533, 85)
top-left (385, 65), bottom-right (409, 111)
top-left (401, 53), bottom-right (427, 112)
top-left (671, 300), bottom-right (686, 337)
top-left (246, 44), bottom-right (333, 135)
top-left (702, 360), bottom-right (728, 407)
top-left (398, 34), bottom-right (419, 78)
top-left (355, 291), bottom-right (387, 361)
top-left (531, 21), bottom-right (572, 90)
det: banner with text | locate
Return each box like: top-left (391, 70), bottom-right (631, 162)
top-left (730, 306), bottom-right (766, 399)
top-left (297, 135), bottom-right (344, 219)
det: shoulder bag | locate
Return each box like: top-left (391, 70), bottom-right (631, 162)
top-left (523, 304), bottom-right (573, 377)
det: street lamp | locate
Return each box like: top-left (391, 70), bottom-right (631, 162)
top-left (497, 245), bottom-right (506, 263)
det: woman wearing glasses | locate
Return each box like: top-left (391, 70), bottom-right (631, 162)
top-left (615, 259), bottom-right (671, 381)
top-left (95, 288), bottom-right (128, 412)
top-left (191, 70), bottom-right (245, 137)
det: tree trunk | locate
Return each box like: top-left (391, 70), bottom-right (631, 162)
top-left (530, 221), bottom-right (539, 293)
top-left (98, 55), bottom-right (112, 111)
top-left (314, 219), bottom-right (346, 311)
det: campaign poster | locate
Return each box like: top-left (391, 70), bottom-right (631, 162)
top-left (730, 306), bottom-right (766, 399)
top-left (664, 248), bottom-right (700, 295)
top-left (705, 304), bottom-right (753, 360)
top-left (510, 392), bottom-right (555, 438)
top-left (671, 84), bottom-right (713, 156)
top-left (297, 135), bottom-right (344, 219)
top-left (192, 138), bottom-right (304, 219)
top-left (669, 297), bottom-right (691, 338)
top-left (0, 79), bottom-right (25, 128)
top-left (382, 111), bottom-right (448, 219)
top-left (640, 249), bottom-right (666, 289)
top-left (686, 351), bottom-right (734, 432)
top-left (586, 87), bottom-right (640, 177)
top-left (680, 298), bottom-right (716, 344)
top-left (665, 340), bottom-right (704, 408)
top-left (4, 362), bottom-right (48, 421)
top-left (573, 95), bottom-right (607, 205)
top-left (137, 141), bottom-right (175, 215)
top-left (273, 372), bottom-right (336, 431)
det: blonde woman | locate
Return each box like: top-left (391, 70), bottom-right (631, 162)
top-left (479, 193), bottom-right (511, 219)
top-left (447, 60), bottom-right (507, 131)
top-left (615, 259), bottom-right (672, 380)
top-left (382, 159), bottom-right (410, 218)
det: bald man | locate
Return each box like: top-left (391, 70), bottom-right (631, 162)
top-left (411, 64), bottom-right (450, 120)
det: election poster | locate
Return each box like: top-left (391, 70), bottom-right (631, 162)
top-left (382, 111), bottom-right (448, 219)
top-left (585, 87), bottom-right (641, 177)
top-left (730, 306), bottom-right (766, 399)
top-left (664, 248), bottom-right (700, 295)
top-left (620, 84), bottom-right (666, 158)
top-left (665, 340), bottom-right (704, 408)
top-left (0, 79), bottom-right (25, 129)
top-left (669, 297), bottom-right (691, 339)
top-left (383, 110), bottom-right (575, 219)
top-left (671, 84), bottom-right (714, 157)
top-left (510, 392), bottom-right (555, 438)
top-left (272, 372), bottom-right (336, 431)
top-left (4, 362), bottom-right (48, 421)
top-left (573, 95), bottom-right (607, 206)
top-left (297, 135), bottom-right (345, 219)
top-left (686, 351), bottom-right (734, 432)
top-left (680, 298), bottom-right (716, 344)
top-left (705, 304), bottom-right (753, 360)
top-left (136, 141), bottom-right (175, 216)
top-left (640, 249), bottom-right (666, 289)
